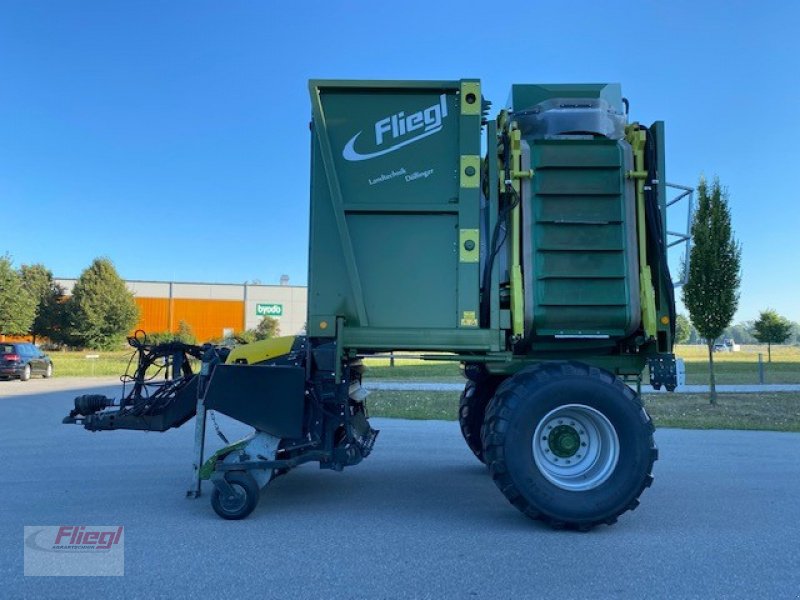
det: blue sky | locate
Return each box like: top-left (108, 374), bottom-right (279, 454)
top-left (1, 0), bottom-right (798, 322)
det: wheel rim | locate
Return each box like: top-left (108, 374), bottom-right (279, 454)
top-left (218, 483), bottom-right (247, 514)
top-left (532, 404), bottom-right (619, 491)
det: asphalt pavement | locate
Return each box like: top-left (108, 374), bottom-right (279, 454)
top-left (1, 378), bottom-right (799, 599)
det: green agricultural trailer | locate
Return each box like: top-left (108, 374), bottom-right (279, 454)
top-left (64, 79), bottom-right (679, 530)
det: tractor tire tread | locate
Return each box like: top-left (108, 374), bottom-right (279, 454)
top-left (481, 360), bottom-right (658, 531)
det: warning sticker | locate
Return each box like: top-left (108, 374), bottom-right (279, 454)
top-left (460, 311), bottom-right (478, 327)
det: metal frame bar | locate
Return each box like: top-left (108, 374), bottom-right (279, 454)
top-left (309, 85), bottom-right (369, 326)
top-left (665, 182), bottom-right (695, 287)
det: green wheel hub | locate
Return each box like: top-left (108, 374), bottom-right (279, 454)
top-left (548, 425), bottom-right (581, 458)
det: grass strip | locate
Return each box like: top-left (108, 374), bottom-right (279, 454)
top-left (48, 345), bottom-right (800, 384)
top-left (366, 390), bottom-right (800, 432)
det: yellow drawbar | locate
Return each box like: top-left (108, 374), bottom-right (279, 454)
top-left (225, 336), bottom-right (297, 365)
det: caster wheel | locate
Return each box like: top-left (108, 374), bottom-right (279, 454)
top-left (211, 471), bottom-right (260, 520)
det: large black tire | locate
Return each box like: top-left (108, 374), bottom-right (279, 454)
top-left (210, 471), bottom-right (260, 520)
top-left (482, 361), bottom-right (657, 530)
top-left (458, 377), bottom-right (502, 463)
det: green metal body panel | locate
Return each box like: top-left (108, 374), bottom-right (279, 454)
top-left (485, 354), bottom-right (647, 378)
top-left (308, 79), bottom-right (495, 351)
top-left (523, 138), bottom-right (640, 338)
top-left (307, 79), bottom-right (674, 378)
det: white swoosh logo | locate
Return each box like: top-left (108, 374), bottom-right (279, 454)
top-left (342, 126), bottom-right (443, 162)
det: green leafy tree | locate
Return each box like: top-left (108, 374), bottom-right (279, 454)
top-left (38, 284), bottom-right (70, 345)
top-left (0, 255), bottom-right (35, 337)
top-left (723, 321), bottom-right (756, 345)
top-left (234, 317), bottom-right (280, 345)
top-left (19, 264), bottom-right (68, 343)
top-left (254, 316), bottom-right (280, 340)
top-left (790, 322), bottom-right (800, 346)
top-left (675, 314), bottom-right (692, 345)
top-left (67, 258), bottom-right (139, 350)
top-left (682, 177), bottom-right (741, 404)
top-left (175, 320), bottom-right (197, 344)
top-left (751, 309), bottom-right (792, 363)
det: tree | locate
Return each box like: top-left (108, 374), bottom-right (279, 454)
top-left (254, 316), bottom-right (280, 340)
top-left (682, 177), bottom-right (741, 404)
top-left (67, 258), bottom-right (139, 350)
top-left (19, 264), bottom-right (68, 343)
top-left (175, 320), bottom-right (197, 344)
top-left (234, 317), bottom-right (280, 344)
top-left (790, 322), bottom-right (800, 346)
top-left (0, 255), bottom-right (35, 337)
top-left (751, 309), bottom-right (792, 363)
top-left (37, 283), bottom-right (69, 345)
top-left (675, 314), bottom-right (692, 344)
top-left (724, 321), bottom-right (757, 345)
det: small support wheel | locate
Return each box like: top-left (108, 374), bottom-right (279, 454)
top-left (210, 471), bottom-right (260, 520)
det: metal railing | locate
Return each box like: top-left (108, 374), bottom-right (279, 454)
top-left (666, 182), bottom-right (695, 287)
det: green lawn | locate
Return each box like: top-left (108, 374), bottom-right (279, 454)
top-left (643, 392), bottom-right (800, 431)
top-left (367, 389), bottom-right (800, 432)
top-left (50, 350), bottom-right (137, 377)
top-left (49, 345), bottom-right (800, 385)
top-left (676, 344), bottom-right (800, 385)
top-left (362, 357), bottom-right (461, 381)
top-left (362, 345), bottom-right (800, 385)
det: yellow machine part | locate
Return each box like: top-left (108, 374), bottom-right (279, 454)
top-left (625, 125), bottom-right (658, 339)
top-left (225, 336), bottom-right (297, 365)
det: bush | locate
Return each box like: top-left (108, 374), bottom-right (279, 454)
top-left (232, 317), bottom-right (280, 345)
top-left (143, 321), bottom-right (197, 346)
top-left (233, 329), bottom-right (257, 345)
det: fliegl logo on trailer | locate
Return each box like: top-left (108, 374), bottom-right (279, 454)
top-left (342, 94), bottom-right (449, 161)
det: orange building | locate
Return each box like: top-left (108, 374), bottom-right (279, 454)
top-left (54, 279), bottom-right (308, 343)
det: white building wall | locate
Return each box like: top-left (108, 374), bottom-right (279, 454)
top-left (127, 281), bottom-right (171, 297)
top-left (245, 285), bottom-right (307, 335)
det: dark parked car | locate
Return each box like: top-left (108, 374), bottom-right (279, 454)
top-left (0, 343), bottom-right (53, 381)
